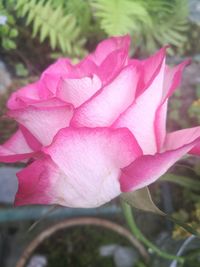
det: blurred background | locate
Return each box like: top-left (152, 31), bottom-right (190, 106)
top-left (1, 0), bottom-right (200, 267)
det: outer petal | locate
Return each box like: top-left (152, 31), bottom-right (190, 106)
top-left (89, 35), bottom-right (130, 65)
top-left (154, 100), bottom-right (168, 152)
top-left (7, 58), bottom-right (74, 110)
top-left (72, 59), bottom-right (98, 79)
top-left (39, 58), bottom-right (74, 95)
top-left (162, 60), bottom-right (190, 100)
top-left (120, 127), bottom-right (200, 192)
top-left (164, 127), bottom-right (200, 151)
top-left (8, 99), bottom-right (74, 146)
top-left (97, 47), bottom-right (129, 84)
top-left (113, 55), bottom-right (166, 154)
top-left (132, 47), bottom-right (167, 97)
top-left (29, 127), bottom-right (143, 208)
top-left (0, 129), bottom-right (34, 162)
top-left (20, 125), bottom-right (42, 151)
top-left (154, 60), bottom-right (190, 151)
top-left (190, 143), bottom-right (200, 155)
top-left (57, 74), bottom-right (102, 107)
top-left (15, 157), bottom-right (55, 206)
top-left (7, 83), bottom-right (40, 110)
top-left (71, 65), bottom-right (139, 127)
top-left (42, 58), bottom-right (71, 77)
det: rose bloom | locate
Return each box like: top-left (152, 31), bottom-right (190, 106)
top-left (0, 35), bottom-right (200, 207)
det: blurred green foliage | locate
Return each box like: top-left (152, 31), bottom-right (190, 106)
top-left (0, 0), bottom-right (189, 58)
top-left (92, 0), bottom-right (188, 55)
top-left (0, 0), bottom-right (18, 50)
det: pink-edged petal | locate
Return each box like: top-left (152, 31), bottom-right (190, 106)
top-left (154, 100), bottom-right (168, 152)
top-left (57, 74), bottom-right (102, 107)
top-left (89, 35), bottom-right (130, 65)
top-left (154, 60), bottom-right (189, 151)
top-left (133, 47), bottom-right (167, 97)
top-left (19, 125), bottom-right (42, 151)
top-left (39, 59), bottom-right (76, 95)
top-left (71, 65), bottom-right (139, 127)
top-left (42, 58), bottom-right (71, 75)
top-left (8, 99), bottom-right (74, 146)
top-left (0, 129), bottom-right (34, 162)
top-left (15, 157), bottom-right (55, 206)
top-left (39, 127), bottom-right (142, 207)
top-left (113, 55), bottom-right (166, 154)
top-left (162, 60), bottom-right (190, 100)
top-left (14, 155), bottom-right (121, 207)
top-left (73, 58), bottom-right (98, 78)
top-left (120, 127), bottom-right (200, 192)
top-left (97, 48), bottom-right (129, 85)
top-left (7, 82), bottom-right (40, 110)
top-left (164, 126), bottom-right (200, 151)
top-left (190, 143), bottom-right (200, 155)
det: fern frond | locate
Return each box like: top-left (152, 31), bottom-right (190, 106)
top-left (143, 0), bottom-right (188, 52)
top-left (15, 0), bottom-right (85, 57)
top-left (91, 0), bottom-right (188, 54)
top-left (91, 0), bottom-right (152, 35)
top-left (65, 0), bottom-right (92, 34)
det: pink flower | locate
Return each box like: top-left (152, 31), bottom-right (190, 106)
top-left (1, 35), bottom-right (200, 207)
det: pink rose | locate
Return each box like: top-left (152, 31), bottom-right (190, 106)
top-left (1, 35), bottom-right (200, 207)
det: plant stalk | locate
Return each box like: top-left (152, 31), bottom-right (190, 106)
top-left (121, 201), bottom-right (185, 264)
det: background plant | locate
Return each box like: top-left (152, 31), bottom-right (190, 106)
top-left (0, 0), bottom-right (190, 61)
top-left (91, 0), bottom-right (189, 55)
top-left (0, 0), bottom-right (18, 50)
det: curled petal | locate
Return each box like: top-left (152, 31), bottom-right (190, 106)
top-left (120, 126), bottom-right (200, 192)
top-left (113, 54), bottom-right (165, 154)
top-left (89, 35), bottom-right (130, 65)
top-left (15, 157), bottom-right (55, 206)
top-left (154, 60), bottom-right (189, 151)
top-left (7, 83), bottom-right (40, 110)
top-left (164, 126), bottom-right (200, 151)
top-left (0, 129), bottom-right (34, 162)
top-left (57, 74), bottom-right (102, 107)
top-left (133, 47), bottom-right (167, 97)
top-left (8, 99), bottom-right (74, 146)
top-left (71, 65), bottom-right (139, 127)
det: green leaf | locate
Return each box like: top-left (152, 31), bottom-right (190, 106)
top-left (121, 187), bottom-right (164, 215)
top-left (121, 186), bottom-right (200, 237)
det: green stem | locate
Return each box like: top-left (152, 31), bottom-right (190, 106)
top-left (122, 201), bottom-right (184, 264)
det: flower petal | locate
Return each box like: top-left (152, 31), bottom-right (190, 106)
top-left (133, 47), bottom-right (167, 97)
top-left (40, 127), bottom-right (142, 207)
top-left (164, 126), bottom-right (200, 151)
top-left (7, 83), bottom-right (40, 110)
top-left (89, 35), bottom-right (130, 65)
top-left (57, 74), bottom-right (102, 107)
top-left (71, 65), bottom-right (139, 127)
top-left (154, 100), bottom-right (168, 152)
top-left (162, 60), bottom-right (190, 100)
top-left (113, 55), bottom-right (166, 154)
top-left (15, 157), bottom-right (55, 206)
top-left (8, 99), bottom-right (74, 146)
top-left (97, 47), bottom-right (129, 84)
top-left (120, 126), bottom-right (200, 192)
top-left (0, 129), bottom-right (34, 162)
top-left (154, 60), bottom-right (189, 151)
